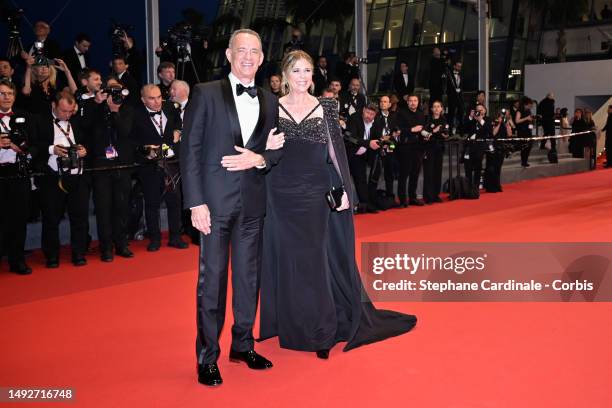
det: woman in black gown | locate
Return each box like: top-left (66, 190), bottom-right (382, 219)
top-left (259, 51), bottom-right (417, 359)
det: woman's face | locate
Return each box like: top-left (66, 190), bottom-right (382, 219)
top-left (432, 102), bottom-right (443, 116)
top-left (285, 58), bottom-right (312, 94)
top-left (33, 65), bottom-right (50, 82)
top-left (574, 110), bottom-right (582, 119)
top-left (269, 76), bottom-right (281, 92)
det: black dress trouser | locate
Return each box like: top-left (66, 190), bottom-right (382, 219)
top-left (0, 164), bottom-right (30, 266)
top-left (92, 168), bottom-right (132, 251)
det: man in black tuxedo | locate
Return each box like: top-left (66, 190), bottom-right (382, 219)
top-left (345, 103), bottom-right (382, 213)
top-left (393, 61), bottom-right (414, 104)
top-left (340, 78), bottom-right (366, 119)
top-left (63, 33), bottom-right (91, 82)
top-left (22, 21), bottom-right (61, 61)
top-left (396, 94), bottom-right (427, 207)
top-left (335, 52), bottom-right (359, 91)
top-left (374, 95), bottom-right (399, 198)
top-left (429, 47), bottom-right (445, 104)
top-left (129, 84), bottom-right (186, 252)
top-left (32, 91), bottom-right (89, 268)
top-left (180, 29), bottom-right (283, 387)
top-left (157, 62), bottom-right (175, 101)
top-left (446, 61), bottom-right (464, 134)
top-left (112, 56), bottom-right (140, 106)
top-left (313, 55), bottom-right (329, 96)
top-left (0, 80), bottom-right (34, 274)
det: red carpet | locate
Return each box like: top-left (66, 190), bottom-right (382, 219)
top-left (1, 169), bottom-right (611, 407)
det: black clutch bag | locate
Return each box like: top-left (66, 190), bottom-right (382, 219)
top-left (325, 186), bottom-right (344, 210)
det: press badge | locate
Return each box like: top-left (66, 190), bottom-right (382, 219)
top-left (105, 145), bottom-right (118, 159)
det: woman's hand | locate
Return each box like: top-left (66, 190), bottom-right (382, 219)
top-left (336, 191), bottom-right (350, 212)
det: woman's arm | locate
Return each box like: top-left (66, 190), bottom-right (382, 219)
top-left (21, 58), bottom-right (34, 96)
top-left (55, 59), bottom-right (78, 94)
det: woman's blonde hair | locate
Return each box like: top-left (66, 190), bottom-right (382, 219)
top-left (32, 64), bottom-right (57, 89)
top-left (280, 50), bottom-right (315, 96)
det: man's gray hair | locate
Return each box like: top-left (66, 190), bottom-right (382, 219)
top-left (172, 79), bottom-right (190, 94)
top-left (228, 29), bottom-right (262, 50)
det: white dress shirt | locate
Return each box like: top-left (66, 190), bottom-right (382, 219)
top-left (403, 73), bottom-right (409, 86)
top-left (74, 45), bottom-right (86, 69)
top-left (0, 112), bottom-right (16, 164)
top-left (228, 72), bottom-right (260, 146)
top-left (146, 107), bottom-right (174, 157)
top-left (356, 120), bottom-right (372, 156)
top-left (48, 114), bottom-right (81, 174)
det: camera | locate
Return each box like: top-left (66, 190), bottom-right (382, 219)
top-left (100, 86), bottom-right (130, 104)
top-left (1, 7), bottom-right (23, 38)
top-left (0, 116), bottom-right (28, 151)
top-left (57, 145), bottom-right (82, 172)
top-left (110, 21), bottom-right (134, 58)
top-left (474, 110), bottom-right (481, 118)
top-left (32, 42), bottom-right (54, 66)
top-left (533, 114), bottom-right (542, 121)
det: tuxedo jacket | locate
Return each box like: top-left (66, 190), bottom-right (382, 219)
top-left (345, 112), bottom-right (384, 162)
top-left (63, 47), bottom-right (91, 82)
top-left (88, 103), bottom-right (136, 167)
top-left (31, 113), bottom-right (88, 173)
top-left (128, 101), bottom-right (182, 161)
top-left (393, 71), bottom-right (414, 100)
top-left (180, 77), bottom-right (282, 217)
top-left (2, 109), bottom-right (37, 156)
top-left (116, 72), bottom-right (141, 107)
top-left (339, 91), bottom-right (366, 119)
top-left (313, 67), bottom-right (328, 96)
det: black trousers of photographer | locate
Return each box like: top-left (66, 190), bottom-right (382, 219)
top-left (397, 145), bottom-right (424, 204)
top-left (92, 168), bottom-right (132, 252)
top-left (37, 174), bottom-right (90, 260)
top-left (137, 163), bottom-right (182, 243)
top-left (464, 149), bottom-right (485, 187)
top-left (348, 154), bottom-right (370, 207)
top-left (0, 164), bottom-right (30, 266)
top-left (383, 153), bottom-right (397, 196)
top-left (422, 144), bottom-right (444, 203)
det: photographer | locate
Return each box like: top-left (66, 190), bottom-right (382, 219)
top-left (63, 33), bottom-right (92, 82)
top-left (464, 104), bottom-right (493, 192)
top-left (111, 56), bottom-right (140, 106)
top-left (22, 56), bottom-right (77, 116)
top-left (515, 96), bottom-right (535, 167)
top-left (422, 100), bottom-right (449, 204)
top-left (0, 79), bottom-right (34, 274)
top-left (75, 68), bottom-right (102, 119)
top-left (373, 95), bottom-right (399, 199)
top-left (21, 21), bottom-right (61, 61)
top-left (339, 78), bottom-right (366, 119)
top-left (157, 62), bottom-right (176, 101)
top-left (129, 84), bottom-right (186, 251)
top-left (395, 94), bottom-right (427, 207)
top-left (155, 23), bottom-right (208, 86)
top-left (446, 61), bottom-right (464, 135)
top-left (32, 91), bottom-right (89, 268)
top-left (88, 80), bottom-right (136, 262)
top-left (345, 103), bottom-right (382, 213)
top-left (484, 108), bottom-right (513, 193)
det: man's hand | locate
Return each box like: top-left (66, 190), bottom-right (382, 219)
top-left (77, 145), bottom-right (87, 158)
top-left (221, 146), bottom-right (264, 171)
top-left (266, 127), bottom-right (285, 150)
top-left (432, 125), bottom-right (441, 133)
top-left (336, 191), bottom-right (350, 212)
top-left (53, 145), bottom-right (68, 157)
top-left (369, 140), bottom-right (381, 150)
top-left (411, 125), bottom-right (423, 133)
top-left (0, 136), bottom-right (11, 148)
top-left (173, 130), bottom-right (181, 143)
top-left (107, 96), bottom-right (121, 112)
top-left (191, 204), bottom-right (211, 235)
top-left (95, 89), bottom-right (108, 104)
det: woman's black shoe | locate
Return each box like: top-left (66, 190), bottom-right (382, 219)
top-left (316, 349), bottom-right (329, 359)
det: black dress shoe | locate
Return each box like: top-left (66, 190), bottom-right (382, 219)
top-left (100, 250), bottom-right (114, 262)
top-left (316, 349), bottom-right (329, 359)
top-left (168, 238), bottom-right (188, 249)
top-left (522, 163), bottom-right (530, 168)
top-left (432, 196), bottom-right (443, 203)
top-left (46, 259), bottom-right (59, 268)
top-left (197, 363), bottom-right (223, 387)
top-left (72, 256), bottom-right (87, 267)
top-left (366, 206), bottom-right (379, 214)
top-left (10, 262), bottom-right (32, 275)
top-left (409, 199), bottom-right (425, 206)
top-left (229, 349), bottom-right (273, 370)
top-left (116, 247), bottom-right (134, 258)
top-left (399, 201), bottom-right (408, 208)
top-left (147, 241), bottom-right (161, 252)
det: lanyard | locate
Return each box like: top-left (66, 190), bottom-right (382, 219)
top-left (150, 113), bottom-right (163, 136)
top-left (54, 120), bottom-right (74, 144)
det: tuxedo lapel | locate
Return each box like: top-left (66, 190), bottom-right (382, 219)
top-left (245, 87), bottom-right (266, 149)
top-left (220, 77), bottom-right (244, 147)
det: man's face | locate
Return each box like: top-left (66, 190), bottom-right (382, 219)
top-left (225, 33), bottom-right (263, 82)
top-left (349, 79), bottom-right (360, 93)
top-left (53, 99), bottom-right (76, 121)
top-left (330, 81), bottom-right (341, 94)
top-left (34, 22), bottom-right (50, 39)
top-left (142, 87), bottom-right (163, 111)
top-left (169, 83), bottom-right (188, 102)
top-left (0, 61), bottom-right (14, 78)
top-left (476, 105), bottom-right (486, 117)
top-left (85, 73), bottom-right (102, 93)
top-left (362, 108), bottom-right (376, 124)
top-left (379, 96), bottom-right (390, 111)
top-left (454, 62), bottom-right (462, 72)
top-left (408, 96), bottom-right (419, 111)
top-left (433, 48), bottom-right (441, 58)
top-left (400, 63), bottom-right (408, 74)
top-left (477, 93), bottom-right (485, 104)
top-left (318, 57), bottom-right (327, 69)
top-left (76, 40), bottom-right (91, 54)
top-left (0, 85), bottom-right (16, 111)
top-left (432, 102), bottom-right (443, 116)
top-left (112, 59), bottom-right (128, 74)
top-left (158, 67), bottom-right (175, 85)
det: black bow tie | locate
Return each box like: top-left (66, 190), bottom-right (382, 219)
top-left (77, 52), bottom-right (84, 56)
top-left (236, 83), bottom-right (257, 98)
top-left (149, 111), bottom-right (162, 117)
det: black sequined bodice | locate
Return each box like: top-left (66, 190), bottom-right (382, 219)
top-left (278, 103), bottom-right (327, 144)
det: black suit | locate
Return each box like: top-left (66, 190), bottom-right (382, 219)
top-left (130, 102), bottom-right (182, 245)
top-left (32, 114), bottom-right (90, 262)
top-left (116, 71), bottom-right (140, 107)
top-left (313, 67), bottom-right (329, 96)
top-left (395, 107), bottom-right (426, 203)
top-left (180, 77), bottom-right (281, 365)
top-left (0, 110), bottom-right (34, 268)
top-left (346, 113), bottom-right (381, 208)
top-left (604, 113), bottom-right (612, 167)
top-left (373, 111), bottom-right (399, 196)
top-left (446, 70), bottom-right (464, 133)
top-left (26, 38), bottom-right (61, 60)
top-left (339, 91), bottom-right (366, 119)
top-left (393, 70), bottom-right (414, 102)
top-left (63, 47), bottom-right (90, 82)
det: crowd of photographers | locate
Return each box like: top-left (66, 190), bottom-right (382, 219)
top-left (0, 22), bottom-right (606, 276)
